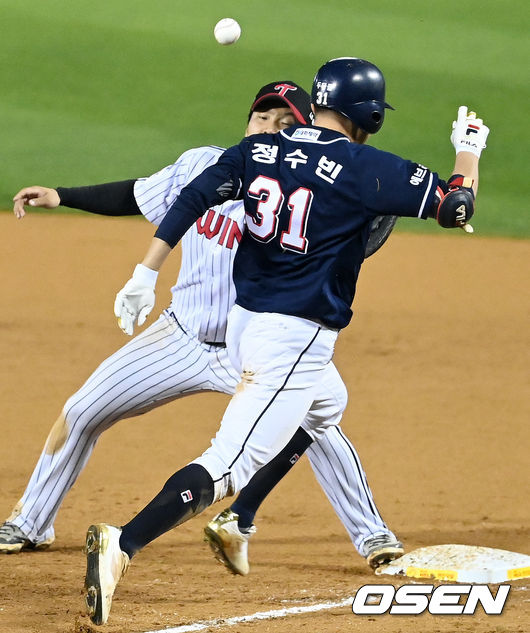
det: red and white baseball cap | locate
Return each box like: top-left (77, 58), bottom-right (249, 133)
top-left (249, 81), bottom-right (312, 124)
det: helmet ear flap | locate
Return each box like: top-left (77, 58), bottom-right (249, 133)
top-left (349, 101), bottom-right (386, 134)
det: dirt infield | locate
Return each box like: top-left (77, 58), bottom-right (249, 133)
top-left (1, 213), bottom-right (528, 633)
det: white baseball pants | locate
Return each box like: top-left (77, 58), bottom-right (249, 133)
top-left (193, 306), bottom-right (342, 498)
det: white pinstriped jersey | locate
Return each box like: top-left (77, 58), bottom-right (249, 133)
top-left (134, 146), bottom-right (244, 343)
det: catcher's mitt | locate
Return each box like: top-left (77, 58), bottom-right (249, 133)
top-left (365, 215), bottom-right (398, 258)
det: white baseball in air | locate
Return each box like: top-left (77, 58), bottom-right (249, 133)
top-left (214, 18), bottom-right (241, 45)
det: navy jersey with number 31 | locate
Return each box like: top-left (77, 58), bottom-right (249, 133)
top-left (156, 125), bottom-right (439, 329)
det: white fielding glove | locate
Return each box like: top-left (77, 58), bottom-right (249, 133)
top-left (450, 105), bottom-right (490, 158)
top-left (114, 264), bottom-right (158, 336)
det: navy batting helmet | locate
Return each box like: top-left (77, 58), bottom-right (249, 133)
top-left (311, 57), bottom-right (394, 134)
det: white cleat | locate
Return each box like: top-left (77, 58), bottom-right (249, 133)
top-left (84, 524), bottom-right (129, 625)
top-left (361, 533), bottom-right (404, 570)
top-left (0, 522), bottom-right (55, 553)
top-left (204, 509), bottom-right (256, 576)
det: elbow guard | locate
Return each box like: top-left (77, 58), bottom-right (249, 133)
top-left (433, 175), bottom-right (475, 229)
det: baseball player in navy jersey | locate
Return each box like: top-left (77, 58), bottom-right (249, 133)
top-left (5, 80), bottom-right (402, 581)
top-left (80, 57), bottom-right (489, 624)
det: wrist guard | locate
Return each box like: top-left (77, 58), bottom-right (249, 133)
top-left (431, 175), bottom-right (475, 229)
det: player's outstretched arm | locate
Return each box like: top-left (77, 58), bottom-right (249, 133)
top-left (13, 181), bottom-right (141, 219)
top-left (13, 186), bottom-right (60, 218)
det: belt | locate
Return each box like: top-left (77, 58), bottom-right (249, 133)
top-left (168, 311), bottom-right (226, 348)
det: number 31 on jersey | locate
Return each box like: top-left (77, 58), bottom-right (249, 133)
top-left (246, 176), bottom-right (313, 253)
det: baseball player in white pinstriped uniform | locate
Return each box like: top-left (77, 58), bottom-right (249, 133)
top-left (6, 82), bottom-right (401, 579)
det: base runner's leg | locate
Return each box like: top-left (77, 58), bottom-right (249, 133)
top-left (205, 359), bottom-right (402, 573)
top-left (5, 312), bottom-right (237, 546)
top-left (227, 359), bottom-right (346, 528)
top-left (229, 427), bottom-right (313, 528)
top-left (119, 308), bottom-right (338, 557)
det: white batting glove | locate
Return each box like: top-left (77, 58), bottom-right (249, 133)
top-left (114, 264), bottom-right (158, 336)
top-left (450, 105), bottom-right (490, 158)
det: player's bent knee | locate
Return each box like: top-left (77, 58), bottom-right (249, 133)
top-left (164, 464), bottom-right (215, 518)
top-left (191, 456), bottom-right (234, 503)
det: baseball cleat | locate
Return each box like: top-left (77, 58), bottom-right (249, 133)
top-left (84, 524), bottom-right (129, 625)
top-left (204, 509), bottom-right (256, 576)
top-left (0, 522), bottom-right (55, 554)
top-left (361, 534), bottom-right (404, 570)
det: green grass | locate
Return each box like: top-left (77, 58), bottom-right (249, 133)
top-left (1, 0), bottom-right (529, 237)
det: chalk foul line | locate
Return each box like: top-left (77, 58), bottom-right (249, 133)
top-left (144, 596), bottom-right (354, 633)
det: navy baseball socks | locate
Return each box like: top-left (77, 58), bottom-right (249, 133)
top-left (119, 463), bottom-right (214, 559)
top-left (119, 426), bottom-right (312, 558)
top-left (85, 464), bottom-right (214, 625)
top-left (230, 427), bottom-right (313, 529)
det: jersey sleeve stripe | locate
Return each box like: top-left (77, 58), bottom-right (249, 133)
top-left (417, 172), bottom-right (434, 218)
